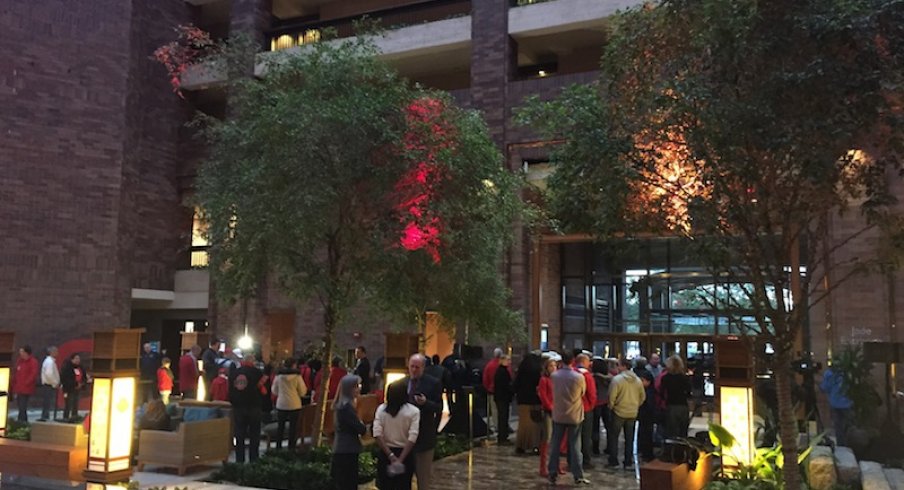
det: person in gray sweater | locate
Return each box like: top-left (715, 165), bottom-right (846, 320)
top-left (547, 351), bottom-right (592, 486)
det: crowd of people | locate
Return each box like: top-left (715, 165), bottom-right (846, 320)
top-left (8, 337), bottom-right (701, 490)
top-left (482, 347), bottom-right (697, 486)
top-left (11, 345), bottom-right (90, 423)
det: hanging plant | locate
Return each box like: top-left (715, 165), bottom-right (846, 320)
top-left (151, 25), bottom-right (216, 98)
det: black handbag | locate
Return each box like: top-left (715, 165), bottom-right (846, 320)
top-left (529, 407), bottom-right (543, 423)
top-left (660, 438), bottom-right (702, 470)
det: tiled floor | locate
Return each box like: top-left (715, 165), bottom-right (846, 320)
top-left (384, 442), bottom-right (639, 490)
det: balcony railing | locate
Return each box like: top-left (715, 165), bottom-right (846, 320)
top-left (267, 0), bottom-right (472, 52)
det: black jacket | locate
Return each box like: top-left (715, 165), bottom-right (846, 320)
top-left (398, 374), bottom-right (442, 452)
top-left (493, 365), bottom-right (513, 404)
top-left (60, 362), bottom-right (85, 392)
top-left (140, 351), bottom-right (161, 380)
top-left (229, 363), bottom-right (264, 409)
top-left (354, 357), bottom-right (371, 394)
top-left (512, 354), bottom-right (542, 405)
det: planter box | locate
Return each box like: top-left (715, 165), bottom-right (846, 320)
top-left (30, 421), bottom-right (88, 448)
top-left (640, 455), bottom-right (713, 490)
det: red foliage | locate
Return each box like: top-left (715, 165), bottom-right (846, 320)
top-left (152, 25), bottom-right (215, 98)
top-left (394, 97), bottom-right (457, 263)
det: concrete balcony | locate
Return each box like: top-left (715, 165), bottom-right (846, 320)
top-left (509, 0), bottom-right (640, 37)
top-left (131, 270), bottom-right (209, 310)
top-left (181, 14), bottom-right (471, 91)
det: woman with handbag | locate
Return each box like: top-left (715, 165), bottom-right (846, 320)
top-left (373, 380), bottom-right (420, 490)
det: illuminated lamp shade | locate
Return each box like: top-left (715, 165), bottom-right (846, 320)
top-left (720, 385), bottom-right (755, 466)
top-left (87, 378), bottom-right (136, 475)
top-left (86, 328), bottom-right (142, 483)
top-left (383, 369), bottom-right (407, 394)
top-left (0, 366), bottom-right (9, 436)
top-left (0, 331), bottom-right (14, 436)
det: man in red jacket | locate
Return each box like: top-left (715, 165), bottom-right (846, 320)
top-left (482, 347), bottom-right (503, 435)
top-left (13, 346), bottom-right (39, 422)
top-left (575, 353), bottom-right (598, 469)
top-left (179, 345), bottom-right (201, 400)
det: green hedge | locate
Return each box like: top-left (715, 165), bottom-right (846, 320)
top-left (210, 448), bottom-right (375, 490)
top-left (210, 435), bottom-right (469, 490)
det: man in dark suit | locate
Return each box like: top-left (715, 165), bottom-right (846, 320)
top-left (397, 353), bottom-right (442, 490)
top-left (353, 346), bottom-right (371, 394)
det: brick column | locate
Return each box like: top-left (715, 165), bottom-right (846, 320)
top-left (230, 0), bottom-right (272, 50)
top-left (470, 0), bottom-right (516, 149)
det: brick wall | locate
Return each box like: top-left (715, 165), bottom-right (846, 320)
top-left (0, 0), bottom-right (191, 349)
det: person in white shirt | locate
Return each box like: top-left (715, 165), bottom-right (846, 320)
top-left (39, 346), bottom-right (60, 421)
top-left (373, 380), bottom-right (420, 489)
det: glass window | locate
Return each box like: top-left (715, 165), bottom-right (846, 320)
top-left (592, 340), bottom-right (611, 359)
top-left (190, 207), bottom-right (209, 268)
top-left (562, 279), bottom-right (586, 333)
top-left (591, 284), bottom-right (613, 332)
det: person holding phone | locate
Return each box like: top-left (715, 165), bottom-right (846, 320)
top-left (398, 354), bottom-right (442, 490)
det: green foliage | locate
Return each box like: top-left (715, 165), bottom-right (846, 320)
top-left (433, 433), bottom-right (470, 460)
top-left (519, 3), bottom-right (904, 487)
top-left (708, 423), bottom-right (824, 489)
top-left (831, 346), bottom-right (883, 424)
top-left (211, 450), bottom-right (333, 490)
top-left (6, 419), bottom-right (30, 441)
top-left (208, 446), bottom-right (377, 488)
top-left (195, 34), bottom-right (524, 345)
top-left (357, 451), bottom-right (377, 483)
top-left (705, 480), bottom-right (780, 490)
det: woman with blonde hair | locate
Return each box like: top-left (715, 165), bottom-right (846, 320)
top-left (659, 355), bottom-right (691, 438)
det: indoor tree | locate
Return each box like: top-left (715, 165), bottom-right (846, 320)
top-left (185, 37), bottom-right (522, 445)
top-left (519, 0), bottom-right (904, 487)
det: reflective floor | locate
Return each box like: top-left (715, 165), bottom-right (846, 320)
top-left (359, 442), bottom-right (641, 489)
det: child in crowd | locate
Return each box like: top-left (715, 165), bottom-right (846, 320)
top-left (210, 367), bottom-right (230, 402)
top-left (157, 357), bottom-right (174, 404)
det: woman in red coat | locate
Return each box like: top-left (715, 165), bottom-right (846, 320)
top-left (13, 346), bottom-right (39, 422)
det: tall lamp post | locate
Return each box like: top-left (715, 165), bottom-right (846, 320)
top-left (715, 336), bottom-right (756, 467)
top-left (84, 328), bottom-right (143, 484)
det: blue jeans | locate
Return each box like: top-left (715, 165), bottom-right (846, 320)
top-left (548, 422), bottom-right (583, 480)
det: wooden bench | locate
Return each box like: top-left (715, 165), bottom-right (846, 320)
top-left (0, 438), bottom-right (87, 481)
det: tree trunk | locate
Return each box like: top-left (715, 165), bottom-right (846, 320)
top-left (314, 304), bottom-right (336, 447)
top-left (417, 311), bottom-right (427, 353)
top-left (774, 351), bottom-right (802, 490)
